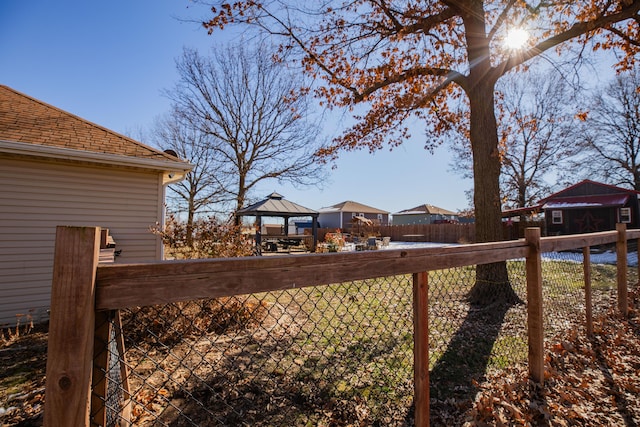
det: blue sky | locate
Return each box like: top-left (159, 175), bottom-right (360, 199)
top-left (0, 1), bottom-right (472, 214)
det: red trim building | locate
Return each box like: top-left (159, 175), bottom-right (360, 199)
top-left (538, 180), bottom-right (640, 235)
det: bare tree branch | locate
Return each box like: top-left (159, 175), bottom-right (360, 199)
top-left (165, 43), bottom-right (328, 223)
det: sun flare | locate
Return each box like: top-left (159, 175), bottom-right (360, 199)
top-left (504, 28), bottom-right (529, 50)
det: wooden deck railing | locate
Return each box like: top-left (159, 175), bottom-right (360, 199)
top-left (43, 224), bottom-right (639, 427)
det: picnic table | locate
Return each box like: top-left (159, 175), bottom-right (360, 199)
top-left (262, 235), bottom-right (309, 252)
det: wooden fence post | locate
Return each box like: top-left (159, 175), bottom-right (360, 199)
top-left (637, 238), bottom-right (640, 286)
top-left (583, 247), bottom-right (593, 337)
top-left (44, 226), bottom-right (101, 427)
top-left (525, 228), bottom-right (544, 385)
top-left (616, 223), bottom-right (628, 317)
top-left (413, 271), bottom-right (429, 427)
top-left (91, 310), bottom-right (110, 426)
top-left (91, 310), bottom-right (132, 427)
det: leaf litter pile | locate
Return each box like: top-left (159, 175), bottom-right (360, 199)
top-left (1, 288), bottom-right (639, 426)
top-left (464, 287), bottom-right (640, 426)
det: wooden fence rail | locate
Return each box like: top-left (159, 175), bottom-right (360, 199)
top-left (44, 225), bottom-right (639, 426)
top-left (318, 221), bottom-right (545, 243)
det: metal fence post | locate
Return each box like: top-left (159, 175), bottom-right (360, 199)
top-left (525, 227), bottom-right (544, 385)
top-left (413, 271), bottom-right (429, 427)
top-left (616, 223), bottom-right (628, 317)
top-left (44, 226), bottom-right (101, 427)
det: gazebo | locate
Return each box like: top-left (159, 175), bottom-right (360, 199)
top-left (237, 192), bottom-right (319, 253)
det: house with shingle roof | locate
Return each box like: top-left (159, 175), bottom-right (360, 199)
top-left (392, 203), bottom-right (459, 225)
top-left (318, 200), bottom-right (390, 231)
top-left (0, 85), bottom-right (192, 325)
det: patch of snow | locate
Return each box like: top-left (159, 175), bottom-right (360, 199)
top-left (543, 250), bottom-right (638, 267)
top-left (383, 241), bottom-right (453, 250)
top-left (378, 241), bottom-right (638, 267)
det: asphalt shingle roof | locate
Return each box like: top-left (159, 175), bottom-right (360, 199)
top-left (238, 192), bottom-right (318, 216)
top-left (320, 200), bottom-right (389, 214)
top-left (396, 204), bottom-right (457, 216)
top-left (0, 84), bottom-right (180, 162)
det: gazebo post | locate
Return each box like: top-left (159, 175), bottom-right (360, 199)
top-left (255, 216), bottom-right (262, 255)
top-left (312, 216), bottom-right (318, 252)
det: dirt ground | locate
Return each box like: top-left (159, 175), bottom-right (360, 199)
top-left (1, 289), bottom-right (638, 426)
top-left (0, 323), bottom-right (47, 426)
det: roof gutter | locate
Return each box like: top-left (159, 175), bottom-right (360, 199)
top-left (0, 139), bottom-right (193, 179)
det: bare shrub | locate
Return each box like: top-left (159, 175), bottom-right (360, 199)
top-left (123, 298), bottom-right (268, 349)
top-left (151, 215), bottom-right (255, 259)
top-left (143, 216), bottom-right (262, 351)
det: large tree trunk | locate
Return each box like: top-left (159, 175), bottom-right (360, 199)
top-left (233, 176), bottom-right (246, 227)
top-left (186, 203), bottom-right (195, 247)
top-left (467, 79), bottom-right (520, 306)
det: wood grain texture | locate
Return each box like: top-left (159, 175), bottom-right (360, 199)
top-left (583, 247), bottom-right (593, 337)
top-left (91, 310), bottom-right (109, 427)
top-left (44, 226), bottom-right (100, 427)
top-left (95, 228), bottom-right (627, 311)
top-left (95, 240), bottom-right (529, 310)
top-left (525, 228), bottom-right (544, 385)
top-left (413, 272), bottom-right (429, 427)
top-left (540, 231), bottom-right (617, 253)
top-left (616, 223), bottom-right (628, 317)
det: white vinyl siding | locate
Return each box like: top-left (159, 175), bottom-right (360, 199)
top-left (0, 157), bottom-right (164, 325)
top-left (318, 212), bottom-right (342, 229)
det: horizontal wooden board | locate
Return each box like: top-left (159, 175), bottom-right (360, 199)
top-left (540, 231), bottom-right (618, 253)
top-left (96, 240), bottom-right (529, 309)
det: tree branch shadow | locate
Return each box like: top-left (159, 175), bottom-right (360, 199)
top-left (428, 299), bottom-right (516, 424)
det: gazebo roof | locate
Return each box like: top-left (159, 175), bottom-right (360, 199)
top-left (237, 192), bottom-right (318, 217)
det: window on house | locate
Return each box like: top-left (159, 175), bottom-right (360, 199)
top-left (551, 210), bottom-right (563, 224)
top-left (377, 213), bottom-right (383, 222)
top-left (620, 207), bottom-right (632, 223)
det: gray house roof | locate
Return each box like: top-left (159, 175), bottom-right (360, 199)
top-left (238, 192), bottom-right (318, 217)
top-left (319, 200), bottom-right (389, 214)
top-left (395, 204), bottom-right (458, 216)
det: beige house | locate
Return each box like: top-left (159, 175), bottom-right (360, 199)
top-left (0, 85), bottom-right (192, 326)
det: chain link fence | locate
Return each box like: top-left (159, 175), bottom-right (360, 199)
top-left (94, 277), bottom-right (417, 426)
top-left (90, 249), bottom-right (628, 426)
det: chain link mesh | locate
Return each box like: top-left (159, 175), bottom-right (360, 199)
top-left (91, 248), bottom-right (628, 426)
